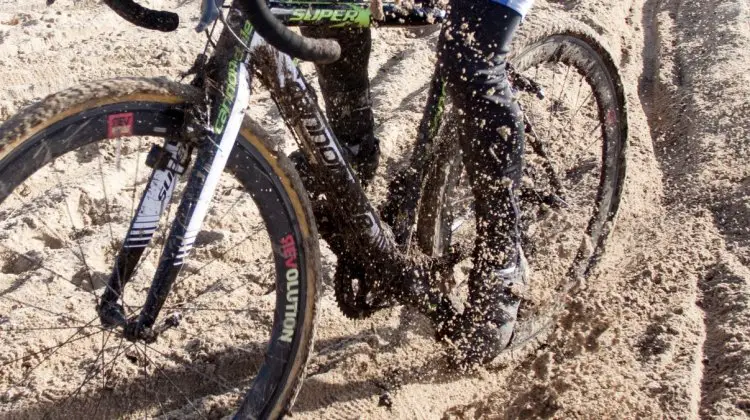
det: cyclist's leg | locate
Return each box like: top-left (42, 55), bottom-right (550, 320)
top-left (439, 0), bottom-right (528, 363)
top-left (300, 26), bottom-right (380, 182)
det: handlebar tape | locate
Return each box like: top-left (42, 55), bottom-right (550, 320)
top-left (103, 0), bottom-right (179, 32)
top-left (243, 0), bottom-right (341, 64)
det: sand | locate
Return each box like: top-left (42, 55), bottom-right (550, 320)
top-left (1, 0), bottom-right (749, 418)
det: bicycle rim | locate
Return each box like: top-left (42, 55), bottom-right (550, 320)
top-left (0, 81), bottom-right (319, 419)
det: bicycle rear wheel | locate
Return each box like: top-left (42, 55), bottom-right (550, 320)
top-left (416, 20), bottom-right (628, 355)
top-left (0, 78), bottom-right (320, 419)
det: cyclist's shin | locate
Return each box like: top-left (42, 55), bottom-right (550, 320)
top-left (440, 1), bottom-right (525, 269)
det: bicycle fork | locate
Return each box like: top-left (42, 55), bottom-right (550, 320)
top-left (97, 63), bottom-right (252, 340)
top-left (97, 139), bottom-right (190, 327)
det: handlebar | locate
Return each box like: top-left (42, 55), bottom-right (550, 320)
top-left (100, 0), bottom-right (443, 64)
top-left (102, 0), bottom-right (339, 63)
top-left (243, 0), bottom-right (341, 63)
top-left (102, 0), bottom-right (179, 32)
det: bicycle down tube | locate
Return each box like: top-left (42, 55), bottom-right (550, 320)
top-left (254, 31), bottom-right (393, 252)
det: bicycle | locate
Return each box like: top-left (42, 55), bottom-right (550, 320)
top-left (0, 0), bottom-right (627, 417)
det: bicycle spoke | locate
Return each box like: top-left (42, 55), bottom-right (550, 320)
top-left (542, 65), bottom-right (557, 141)
top-left (4, 188), bottom-right (81, 265)
top-left (557, 65), bottom-right (571, 104)
top-left (216, 192), bottom-right (249, 226)
top-left (4, 319), bottom-right (104, 384)
top-left (53, 172), bottom-right (97, 292)
top-left (567, 89), bottom-right (594, 125)
top-left (546, 68), bottom-right (583, 153)
top-left (451, 212), bottom-right (475, 233)
top-left (173, 326), bottom-right (264, 373)
top-left (0, 243), bottom-right (101, 301)
top-left (449, 195), bottom-right (473, 208)
top-left (139, 342), bottom-right (164, 415)
top-left (129, 136), bottom-right (144, 222)
top-left (92, 334), bottom-right (125, 419)
top-left (1, 318), bottom-right (103, 369)
top-left (162, 305), bottom-right (272, 313)
top-left (581, 121), bottom-right (604, 152)
top-left (96, 143), bottom-right (118, 254)
top-left (94, 145), bottom-right (131, 317)
top-left (0, 325), bottom-right (101, 333)
top-left (58, 337), bottom-right (134, 412)
top-left (532, 74), bottom-right (594, 147)
top-left (167, 275), bottom-right (274, 329)
top-left (0, 294), bottom-right (91, 326)
top-left (146, 340), bottom-right (237, 393)
top-left (1, 201), bottom-right (23, 226)
top-left (60, 328), bottom-right (115, 402)
top-left (169, 230), bottom-right (264, 294)
top-left (138, 344), bottom-right (212, 419)
top-left (565, 76), bottom-right (586, 128)
top-left (174, 266), bottom-right (244, 306)
top-left (101, 335), bottom-right (127, 393)
top-left (166, 191), bottom-right (267, 294)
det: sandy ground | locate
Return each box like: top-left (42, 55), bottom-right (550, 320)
top-left (1, 0), bottom-right (749, 418)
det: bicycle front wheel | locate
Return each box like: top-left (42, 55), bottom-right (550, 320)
top-left (0, 78), bottom-right (320, 419)
top-left (417, 20), bottom-right (628, 355)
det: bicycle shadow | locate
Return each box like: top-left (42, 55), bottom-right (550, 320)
top-left (2, 326), bottom-right (429, 419)
top-left (3, 338), bottom-right (267, 419)
top-left (295, 350), bottom-right (469, 416)
top-left (293, 353), bottom-right (465, 415)
top-left (291, 308), bottom-right (481, 415)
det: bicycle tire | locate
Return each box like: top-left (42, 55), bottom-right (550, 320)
top-left (0, 77), bottom-right (321, 419)
top-left (416, 19), bottom-right (628, 356)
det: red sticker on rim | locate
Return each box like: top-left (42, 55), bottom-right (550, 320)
top-left (107, 112), bottom-right (134, 138)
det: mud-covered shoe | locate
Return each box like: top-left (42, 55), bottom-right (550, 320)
top-left (342, 135), bottom-right (380, 185)
top-left (449, 250), bottom-right (529, 366)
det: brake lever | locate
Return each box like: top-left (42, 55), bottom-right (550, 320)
top-left (197, 0), bottom-right (226, 32)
